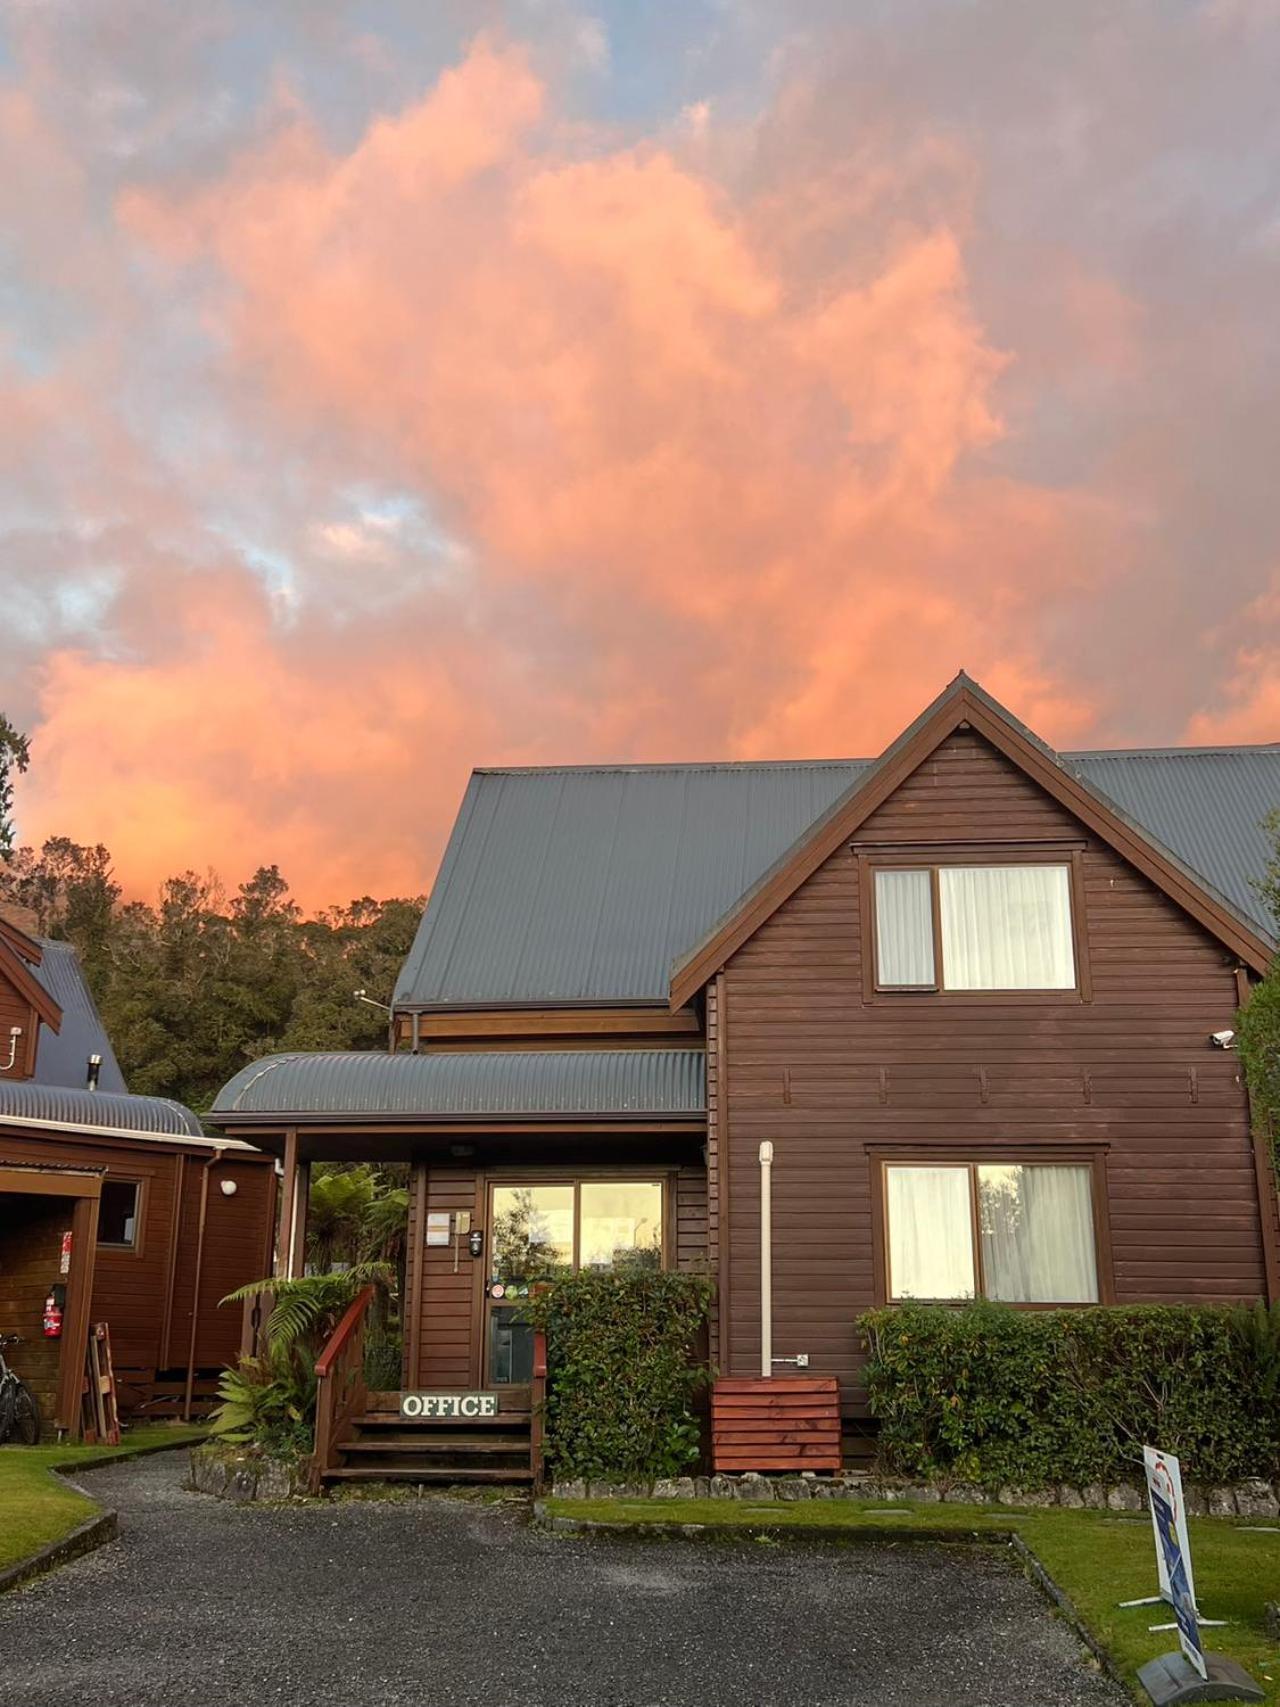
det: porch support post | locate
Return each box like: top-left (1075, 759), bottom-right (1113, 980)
top-left (275, 1128), bottom-right (299, 1277)
top-left (289, 1159), bottom-right (311, 1280)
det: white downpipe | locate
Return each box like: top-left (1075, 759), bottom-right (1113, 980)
top-left (759, 1141), bottom-right (774, 1379)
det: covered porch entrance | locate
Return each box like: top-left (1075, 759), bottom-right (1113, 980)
top-left (210, 1047), bottom-right (708, 1489)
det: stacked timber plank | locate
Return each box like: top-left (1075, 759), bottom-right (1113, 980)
top-left (711, 1376), bottom-right (841, 1473)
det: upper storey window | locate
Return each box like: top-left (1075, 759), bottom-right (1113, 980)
top-left (873, 863), bottom-right (1076, 992)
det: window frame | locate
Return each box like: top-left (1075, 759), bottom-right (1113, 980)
top-left (870, 1148), bottom-right (1113, 1308)
top-left (96, 1175), bottom-right (146, 1254)
top-left (484, 1173), bottom-right (670, 1277)
top-left (859, 848), bottom-right (1091, 1003)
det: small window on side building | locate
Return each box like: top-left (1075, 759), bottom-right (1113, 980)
top-left (98, 1180), bottom-right (140, 1248)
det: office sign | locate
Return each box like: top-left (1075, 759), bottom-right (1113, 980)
top-left (1143, 1447), bottom-right (1206, 1681)
top-left (400, 1391), bottom-right (499, 1420)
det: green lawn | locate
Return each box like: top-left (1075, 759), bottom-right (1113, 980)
top-left (0, 1425), bottom-right (207, 1575)
top-left (547, 1496), bottom-right (1280, 1703)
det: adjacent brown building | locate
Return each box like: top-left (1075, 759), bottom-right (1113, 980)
top-left (210, 675), bottom-right (1280, 1476)
top-left (0, 918), bottom-right (275, 1432)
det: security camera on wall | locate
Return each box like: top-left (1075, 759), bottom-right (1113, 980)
top-left (1209, 1029), bottom-right (1237, 1049)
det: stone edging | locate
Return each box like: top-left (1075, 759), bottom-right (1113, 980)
top-left (550, 1471), bottom-right (1280, 1516)
top-left (0, 1508), bottom-right (119, 1597)
top-left (0, 1436), bottom-right (208, 1598)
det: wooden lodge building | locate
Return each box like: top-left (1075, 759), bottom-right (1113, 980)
top-left (209, 675), bottom-right (1280, 1483)
top-left (0, 915), bottom-right (275, 1433)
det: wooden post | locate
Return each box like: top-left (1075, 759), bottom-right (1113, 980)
top-left (290, 1159), bottom-right (311, 1279)
top-left (59, 1189), bottom-right (100, 1438)
top-left (275, 1128), bottom-right (299, 1277)
top-left (530, 1327), bottom-right (548, 1494)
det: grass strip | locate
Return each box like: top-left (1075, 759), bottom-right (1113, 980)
top-left (0, 1424), bottom-right (207, 1574)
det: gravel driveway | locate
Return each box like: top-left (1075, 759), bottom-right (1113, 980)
top-left (0, 1450), bottom-right (1125, 1707)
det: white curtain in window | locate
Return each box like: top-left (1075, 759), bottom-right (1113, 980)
top-left (939, 865), bottom-right (1075, 990)
top-left (886, 1166), bottom-right (975, 1299)
top-left (875, 869), bottom-right (935, 986)
top-left (979, 1164), bottom-right (1098, 1303)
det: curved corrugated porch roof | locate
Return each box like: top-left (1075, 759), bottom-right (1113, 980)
top-left (211, 1048), bottom-right (706, 1125)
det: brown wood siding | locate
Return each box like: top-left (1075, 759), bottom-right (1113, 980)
top-left (0, 1128), bottom-right (274, 1385)
top-left (0, 962), bottom-right (37, 1079)
top-left (722, 728), bottom-right (1271, 1414)
top-left (169, 1156), bottom-right (277, 1372)
top-left (705, 976), bottom-right (722, 1365)
top-left (675, 1166), bottom-right (708, 1272)
top-left (416, 1166), bottom-right (480, 1388)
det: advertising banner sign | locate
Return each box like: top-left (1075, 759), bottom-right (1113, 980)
top-left (1143, 1447), bottom-right (1206, 1682)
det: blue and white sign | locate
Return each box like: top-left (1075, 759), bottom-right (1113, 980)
top-left (1143, 1446), bottom-right (1206, 1682)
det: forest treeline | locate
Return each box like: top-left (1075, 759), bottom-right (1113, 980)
top-left (0, 834), bottom-right (423, 1113)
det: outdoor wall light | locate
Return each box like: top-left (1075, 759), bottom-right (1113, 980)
top-left (220, 1179), bottom-right (238, 1197)
top-left (1, 1025), bottom-right (22, 1074)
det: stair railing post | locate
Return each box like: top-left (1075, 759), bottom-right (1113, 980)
top-left (531, 1327), bottom-right (548, 1494)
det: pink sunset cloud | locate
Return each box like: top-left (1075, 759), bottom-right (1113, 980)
top-left (4, 9), bottom-right (1278, 907)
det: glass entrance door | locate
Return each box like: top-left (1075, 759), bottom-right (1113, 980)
top-left (486, 1184), bottom-right (573, 1386)
top-left (484, 1178), bottom-right (665, 1386)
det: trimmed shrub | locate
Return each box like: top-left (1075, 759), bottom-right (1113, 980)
top-left (523, 1270), bottom-right (714, 1479)
top-left (860, 1301), bottom-right (1280, 1489)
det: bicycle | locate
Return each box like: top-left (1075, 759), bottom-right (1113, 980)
top-left (0, 1333), bottom-right (42, 1445)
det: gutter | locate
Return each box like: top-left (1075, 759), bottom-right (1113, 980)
top-left (208, 1109), bottom-right (706, 1129)
top-left (0, 1111), bottom-right (262, 1153)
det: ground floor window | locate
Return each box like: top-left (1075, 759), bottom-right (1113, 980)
top-left (486, 1177), bottom-right (665, 1383)
top-left (883, 1160), bottom-right (1098, 1304)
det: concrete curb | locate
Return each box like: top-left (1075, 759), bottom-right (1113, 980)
top-left (533, 1504), bottom-right (1124, 1690)
top-left (0, 1508), bottom-right (119, 1596)
top-left (1009, 1532), bottom-right (1128, 1690)
top-left (0, 1437), bottom-right (205, 1598)
top-left (532, 1500), bottom-right (1013, 1549)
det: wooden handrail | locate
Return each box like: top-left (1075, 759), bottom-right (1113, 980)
top-left (315, 1284), bottom-right (376, 1376)
top-left (530, 1327), bottom-right (548, 1495)
top-left (310, 1284), bottom-right (376, 1493)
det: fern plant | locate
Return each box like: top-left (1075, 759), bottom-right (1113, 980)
top-left (210, 1354), bottom-right (316, 1458)
top-left (221, 1261), bottom-right (392, 1353)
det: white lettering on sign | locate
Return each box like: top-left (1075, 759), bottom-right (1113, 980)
top-left (400, 1391), bottom-right (499, 1420)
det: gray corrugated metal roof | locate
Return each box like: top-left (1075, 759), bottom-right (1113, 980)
top-left (394, 735), bottom-right (1280, 1009)
top-left (0, 1080), bottom-right (205, 1138)
top-left (1066, 748), bottom-right (1280, 939)
top-left (212, 1049), bottom-right (706, 1120)
top-left (30, 940), bottom-right (128, 1094)
top-left (395, 763), bottom-right (867, 1006)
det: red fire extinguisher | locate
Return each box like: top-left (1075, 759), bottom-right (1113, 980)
top-left (43, 1284), bottom-right (65, 1338)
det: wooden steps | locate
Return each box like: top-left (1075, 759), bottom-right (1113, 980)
top-left (321, 1407), bottom-right (535, 1489)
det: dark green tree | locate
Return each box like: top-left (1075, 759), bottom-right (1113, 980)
top-left (1239, 809), bottom-right (1280, 1137)
top-left (0, 715), bottom-right (30, 860)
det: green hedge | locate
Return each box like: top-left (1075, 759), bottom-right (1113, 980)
top-left (860, 1301), bottom-right (1280, 1489)
top-left (523, 1271), bottom-right (713, 1479)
